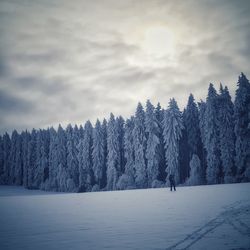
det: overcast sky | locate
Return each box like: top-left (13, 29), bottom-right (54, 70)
top-left (0, 0), bottom-right (249, 134)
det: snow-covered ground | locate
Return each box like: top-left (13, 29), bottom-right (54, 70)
top-left (0, 183), bottom-right (250, 250)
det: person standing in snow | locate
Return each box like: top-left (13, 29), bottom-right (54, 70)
top-left (169, 174), bottom-right (176, 191)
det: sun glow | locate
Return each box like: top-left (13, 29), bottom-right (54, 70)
top-left (125, 25), bottom-right (177, 67)
top-left (142, 26), bottom-right (175, 58)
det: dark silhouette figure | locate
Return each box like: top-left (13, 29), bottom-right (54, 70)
top-left (169, 174), bottom-right (176, 191)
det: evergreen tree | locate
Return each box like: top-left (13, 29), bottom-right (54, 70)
top-left (36, 129), bottom-right (50, 189)
top-left (183, 94), bottom-right (203, 182)
top-left (116, 116), bottom-right (125, 175)
top-left (101, 119), bottom-right (108, 188)
top-left (179, 108), bottom-right (190, 183)
top-left (162, 98), bottom-right (183, 184)
top-left (72, 125), bottom-right (80, 187)
top-left (155, 102), bottom-right (166, 181)
top-left (78, 137), bottom-right (85, 191)
top-left (2, 133), bottom-right (11, 184)
top-left (48, 127), bottom-right (58, 190)
top-left (218, 85), bottom-right (235, 183)
top-left (9, 130), bottom-right (17, 184)
top-left (43, 129), bottom-right (50, 183)
top-left (155, 103), bottom-right (164, 127)
top-left (117, 117), bottom-right (135, 190)
top-left (34, 130), bottom-right (45, 188)
top-left (56, 125), bottom-right (68, 191)
top-left (9, 130), bottom-right (22, 185)
top-left (106, 113), bottom-right (120, 190)
top-left (204, 84), bottom-right (221, 184)
top-left (184, 94), bottom-right (202, 156)
top-left (198, 100), bottom-right (207, 183)
top-left (79, 125), bottom-right (84, 140)
top-left (66, 124), bottom-right (79, 191)
top-left (21, 131), bottom-right (30, 188)
top-left (187, 154), bottom-right (202, 186)
top-left (92, 119), bottom-right (105, 188)
top-left (198, 101), bottom-right (206, 147)
top-left (124, 117), bottom-right (135, 179)
top-left (78, 121), bottom-right (93, 192)
top-left (234, 73), bottom-right (250, 181)
top-left (145, 100), bottom-right (160, 187)
top-left (27, 129), bottom-right (37, 189)
top-left (0, 136), bottom-right (4, 183)
top-left (133, 103), bottom-right (147, 188)
top-left (15, 133), bottom-right (23, 185)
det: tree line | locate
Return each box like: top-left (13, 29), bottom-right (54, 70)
top-left (0, 73), bottom-right (249, 192)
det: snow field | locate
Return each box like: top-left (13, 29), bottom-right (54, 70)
top-left (0, 183), bottom-right (250, 250)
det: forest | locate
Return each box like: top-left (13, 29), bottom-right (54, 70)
top-left (0, 73), bottom-right (249, 192)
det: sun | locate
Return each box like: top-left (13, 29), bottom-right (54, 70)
top-left (142, 26), bottom-right (175, 58)
top-left (125, 25), bottom-right (176, 67)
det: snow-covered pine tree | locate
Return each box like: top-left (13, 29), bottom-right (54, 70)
top-left (234, 73), bottom-right (250, 181)
top-left (72, 125), bottom-right (80, 188)
top-left (2, 133), bottom-right (11, 184)
top-left (21, 131), bottom-right (30, 187)
top-left (198, 100), bottom-right (207, 183)
top-left (179, 108), bottom-right (189, 183)
top-left (155, 103), bottom-right (164, 128)
top-left (204, 84), bottom-right (221, 184)
top-left (38, 129), bottom-right (50, 188)
top-left (0, 136), bottom-right (4, 183)
top-left (155, 102), bottom-right (166, 182)
top-left (15, 132), bottom-right (23, 185)
top-left (184, 94), bottom-right (203, 156)
top-left (162, 98), bottom-right (183, 184)
top-left (33, 129), bottom-right (45, 188)
top-left (78, 121), bottom-right (93, 192)
top-left (101, 119), bottom-right (108, 188)
top-left (48, 127), bottom-right (58, 191)
top-left (43, 129), bottom-right (50, 183)
top-left (124, 117), bottom-right (135, 182)
top-left (198, 101), bottom-right (206, 147)
top-left (92, 119), bottom-right (105, 189)
top-left (145, 100), bottom-right (160, 187)
top-left (116, 116), bottom-right (125, 176)
top-left (27, 129), bottom-right (37, 189)
top-left (183, 94), bottom-right (203, 182)
top-left (218, 84), bottom-right (235, 183)
top-left (187, 154), bottom-right (202, 186)
top-left (79, 125), bottom-right (84, 140)
top-left (73, 125), bottom-right (80, 145)
top-left (39, 130), bottom-right (49, 186)
top-left (66, 124), bottom-right (79, 191)
top-left (77, 125), bottom-right (85, 191)
top-left (117, 117), bottom-right (135, 190)
top-left (77, 137), bottom-right (84, 191)
top-left (56, 125), bottom-right (68, 191)
top-left (9, 130), bottom-right (22, 185)
top-left (133, 103), bottom-right (147, 188)
top-left (9, 130), bottom-right (17, 184)
top-left (106, 113), bottom-right (119, 190)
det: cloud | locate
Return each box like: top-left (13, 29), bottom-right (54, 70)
top-left (0, 58), bottom-right (8, 77)
top-left (0, 51), bottom-right (10, 78)
top-left (10, 76), bottom-right (71, 95)
top-left (0, 89), bottom-right (33, 113)
top-left (0, 89), bottom-right (37, 133)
